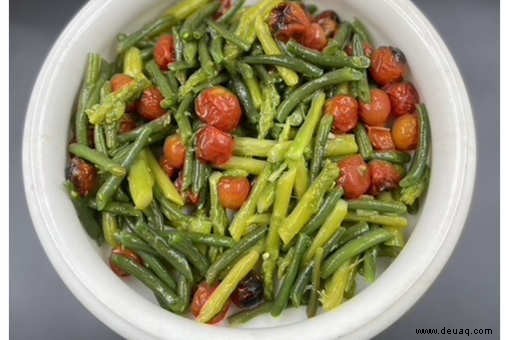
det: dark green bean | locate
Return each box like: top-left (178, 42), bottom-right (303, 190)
top-left (117, 16), bottom-right (177, 53)
top-left (290, 262), bottom-right (313, 307)
top-left (175, 272), bottom-right (191, 313)
top-left (144, 201), bottom-right (165, 231)
top-left (217, 0), bottom-right (246, 24)
top-left (352, 18), bottom-right (373, 45)
top-left (165, 232), bottom-right (209, 276)
top-left (115, 229), bottom-right (158, 255)
top-left (198, 35), bottom-right (216, 76)
top-left (209, 31), bottom-right (225, 65)
top-left (154, 187), bottom-right (192, 230)
top-left (180, 1), bottom-right (221, 41)
top-left (89, 200), bottom-right (141, 217)
top-left (334, 21), bottom-right (353, 50)
top-left (369, 151), bottom-right (411, 164)
top-left (354, 124), bottom-right (373, 159)
top-left (65, 182), bottom-right (103, 244)
top-left (181, 231), bottom-right (236, 248)
top-left (192, 73), bottom-right (229, 94)
top-left (362, 246), bottom-right (378, 283)
top-left (322, 228), bottom-right (347, 256)
top-left (228, 302), bottom-right (273, 326)
top-left (117, 113), bottom-right (171, 144)
top-left (352, 34), bottom-right (371, 103)
top-left (207, 19), bottom-right (251, 51)
top-left (181, 147), bottom-right (195, 192)
top-left (238, 62), bottom-right (263, 109)
top-left (205, 227), bottom-right (266, 284)
top-left (310, 114), bottom-right (334, 180)
top-left (339, 222), bottom-right (370, 246)
top-left (68, 143), bottom-right (125, 177)
top-left (307, 247), bottom-right (324, 318)
top-left (138, 251), bottom-right (178, 291)
top-left (302, 187), bottom-right (344, 235)
top-left (348, 199), bottom-right (407, 215)
top-left (174, 94), bottom-right (194, 144)
top-left (243, 55), bottom-right (324, 78)
top-left (145, 60), bottom-right (177, 108)
top-left (276, 68), bottom-right (362, 122)
top-left (93, 125), bottom-right (108, 155)
top-left (286, 41), bottom-right (370, 69)
top-left (226, 63), bottom-right (259, 124)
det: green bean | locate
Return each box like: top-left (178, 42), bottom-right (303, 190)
top-left (115, 229), bottom-right (157, 255)
top-left (96, 127), bottom-right (153, 210)
top-left (322, 228), bottom-right (346, 256)
top-left (348, 199), bottom-right (407, 215)
top-left (145, 60), bottom-right (177, 108)
top-left (354, 124), bottom-right (373, 159)
top-left (165, 232), bottom-right (209, 276)
top-left (179, 68), bottom-right (212, 98)
top-left (117, 113), bottom-right (171, 144)
top-left (226, 64), bottom-right (259, 124)
top-left (243, 55), bottom-right (324, 78)
top-left (175, 272), bottom-right (191, 313)
top-left (254, 64), bottom-right (275, 84)
top-left (256, 182), bottom-right (275, 213)
top-left (214, 156), bottom-right (267, 175)
top-left (174, 94), bottom-right (194, 144)
top-left (263, 168), bottom-right (296, 300)
top-left (321, 258), bottom-right (351, 310)
top-left (75, 54), bottom-right (103, 145)
top-left (182, 230), bottom-right (235, 248)
top-left (118, 16), bottom-right (177, 53)
top-left (334, 21), bottom-right (353, 50)
top-left (166, 72), bottom-right (179, 93)
top-left (369, 151), bottom-right (411, 164)
top-left (191, 157), bottom-right (208, 197)
top-left (362, 246), bottom-right (378, 283)
top-left (228, 166), bottom-right (272, 240)
top-left (138, 251), bottom-right (178, 291)
top-left (292, 157), bottom-right (310, 199)
top-left (209, 31), bottom-right (225, 65)
top-left (400, 105), bottom-right (431, 187)
top-left (65, 183), bottom-right (102, 244)
top-left (110, 254), bottom-right (180, 309)
top-left (400, 166), bottom-right (430, 205)
top-left (217, 0), bottom-right (246, 24)
top-left (258, 82), bottom-right (280, 138)
top-left (344, 211), bottom-right (408, 229)
top-left (154, 187), bottom-right (192, 230)
top-left (208, 172), bottom-right (229, 235)
top-left (339, 222), bottom-right (370, 246)
top-left (286, 41), bottom-right (370, 69)
top-left (104, 121), bottom-right (119, 151)
top-left (145, 149), bottom-right (185, 206)
top-left (207, 19), bottom-right (251, 51)
top-left (183, 40), bottom-right (198, 66)
top-left (128, 150), bottom-right (154, 210)
top-left (192, 73), bottom-right (229, 94)
top-left (307, 247), bottom-right (324, 317)
top-left (93, 125), bottom-right (108, 155)
top-left (276, 68), bottom-right (362, 122)
top-left (352, 18), bottom-right (373, 45)
top-left (286, 91), bottom-right (326, 161)
top-left (238, 63), bottom-right (263, 109)
top-left (223, 6), bottom-right (258, 60)
top-left (89, 200), bottom-right (141, 217)
top-left (277, 247), bottom-right (295, 281)
top-left (180, 1), bottom-right (221, 41)
top-left (302, 187), bottom-right (344, 235)
top-left (166, 0), bottom-right (212, 20)
top-left (181, 147), bottom-right (195, 193)
top-left (128, 219), bottom-right (194, 281)
top-left (290, 262), bottom-right (313, 306)
top-left (325, 135), bottom-right (359, 157)
top-left (321, 228), bottom-right (393, 278)
top-left (68, 143), bottom-right (125, 177)
top-left (233, 137), bottom-right (276, 158)
top-left (352, 34), bottom-right (371, 103)
top-left (279, 161), bottom-right (340, 245)
top-left (271, 234), bottom-right (310, 316)
top-left (228, 302), bottom-right (273, 326)
top-left (198, 35), bottom-right (216, 77)
top-left (144, 201), bottom-right (164, 231)
top-left (344, 256), bottom-right (360, 299)
top-left (310, 114), bottom-right (334, 180)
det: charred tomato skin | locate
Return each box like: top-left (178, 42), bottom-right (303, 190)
top-left (370, 46), bottom-right (408, 86)
top-left (68, 157), bottom-right (99, 197)
top-left (138, 88), bottom-right (166, 121)
top-left (231, 272), bottom-right (264, 309)
top-left (369, 160), bottom-right (404, 195)
top-left (191, 283), bottom-right (231, 324)
top-left (314, 10), bottom-right (340, 38)
top-left (383, 82), bottom-right (420, 116)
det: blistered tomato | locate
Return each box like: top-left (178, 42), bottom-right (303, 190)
top-left (154, 35), bottom-right (176, 70)
top-left (338, 155), bottom-right (371, 199)
top-left (325, 95), bottom-right (359, 133)
top-left (68, 157), bottom-right (98, 197)
top-left (392, 114), bottom-right (419, 151)
top-left (111, 74), bottom-right (135, 93)
top-left (370, 46), bottom-right (408, 86)
top-left (218, 177), bottom-right (251, 210)
top-left (195, 87), bottom-right (242, 132)
top-left (369, 160), bottom-right (404, 195)
top-left (163, 134), bottom-right (186, 169)
top-left (138, 88), bottom-right (166, 121)
top-left (196, 126), bottom-right (234, 165)
top-left (367, 126), bottom-right (395, 151)
top-left (383, 82), bottom-right (419, 116)
top-left (359, 89), bottom-right (391, 126)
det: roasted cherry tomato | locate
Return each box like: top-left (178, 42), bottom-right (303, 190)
top-left (314, 10), bottom-right (340, 38)
top-left (215, 0), bottom-right (233, 20)
top-left (191, 283), bottom-right (230, 324)
top-left (111, 74), bottom-right (135, 93)
top-left (196, 126), bottom-right (234, 165)
top-left (300, 22), bottom-right (328, 51)
top-left (325, 95), bottom-right (359, 133)
top-left (119, 114), bottom-right (137, 133)
top-left (159, 156), bottom-right (177, 179)
top-left (187, 191), bottom-right (201, 206)
top-left (154, 35), bottom-right (176, 70)
top-left (392, 114), bottom-right (419, 151)
top-left (370, 46), bottom-right (408, 86)
top-left (368, 126), bottom-right (395, 151)
top-left (359, 89), bottom-right (391, 126)
top-left (138, 88), bottom-right (166, 121)
top-left (218, 177), bottom-right (251, 210)
top-left (68, 157), bottom-right (98, 197)
top-left (231, 272), bottom-right (264, 309)
top-left (383, 82), bottom-right (419, 116)
top-left (369, 160), bottom-right (404, 195)
top-left (338, 155), bottom-right (371, 199)
top-left (163, 134), bottom-right (186, 169)
top-left (109, 248), bottom-right (143, 277)
top-left (270, 2), bottom-right (312, 43)
top-left (195, 87), bottom-right (242, 132)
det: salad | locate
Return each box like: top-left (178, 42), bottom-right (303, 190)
top-left (65, 0), bottom-right (431, 325)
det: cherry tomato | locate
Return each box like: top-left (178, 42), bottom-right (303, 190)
top-left (325, 95), bottom-right (359, 133)
top-left (138, 88), bottom-right (166, 121)
top-left (215, 0), bottom-right (233, 20)
top-left (299, 22), bottom-right (328, 51)
top-left (314, 10), bottom-right (340, 38)
top-left (369, 160), bottom-right (403, 195)
top-left (154, 35), bottom-right (176, 70)
top-left (195, 87), bottom-right (242, 132)
top-left (231, 272), bottom-right (264, 309)
top-left (270, 2), bottom-right (312, 43)
top-left (68, 157), bottom-right (98, 197)
top-left (391, 114), bottom-right (419, 151)
top-left (119, 114), bottom-right (137, 133)
top-left (187, 191), bottom-right (201, 206)
top-left (370, 46), bottom-right (408, 86)
top-left (338, 155), bottom-right (371, 199)
top-left (109, 248), bottom-right (143, 277)
top-left (159, 156), bottom-right (177, 179)
top-left (163, 134), bottom-right (186, 169)
top-left (359, 89), bottom-right (391, 126)
top-left (111, 74), bottom-right (135, 93)
top-left (367, 126), bottom-right (395, 151)
top-left (218, 177), bottom-right (251, 210)
top-left (191, 283), bottom-right (230, 324)
top-left (196, 126), bottom-right (234, 165)
top-left (383, 82), bottom-right (419, 116)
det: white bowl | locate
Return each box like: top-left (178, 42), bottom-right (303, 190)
top-left (22, 0), bottom-right (476, 339)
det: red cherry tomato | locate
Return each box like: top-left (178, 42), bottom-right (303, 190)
top-left (109, 248), bottom-right (143, 277)
top-left (392, 114), bottom-right (419, 151)
top-left (369, 160), bottom-right (404, 195)
top-left (370, 46), bottom-right (408, 86)
top-left (68, 157), bottom-right (98, 197)
top-left (187, 191), bottom-right (201, 206)
top-left (154, 35), bottom-right (176, 70)
top-left (359, 89), bottom-right (391, 126)
top-left (163, 134), bottom-right (186, 169)
top-left (119, 114), bottom-right (137, 134)
top-left (191, 283), bottom-right (230, 324)
top-left (196, 126), bottom-right (234, 165)
top-left (367, 126), bottom-right (395, 151)
top-left (218, 177), bottom-right (251, 210)
top-left (195, 87), bottom-right (242, 132)
top-left (383, 82), bottom-right (419, 116)
top-left (325, 95), bottom-right (359, 133)
top-left (300, 22), bottom-right (328, 51)
top-left (314, 10), bottom-right (340, 38)
top-left (111, 74), bottom-right (135, 93)
top-left (338, 155), bottom-right (371, 199)
top-left (270, 2), bottom-right (312, 42)
top-left (159, 156), bottom-right (177, 179)
top-left (138, 88), bottom-right (166, 121)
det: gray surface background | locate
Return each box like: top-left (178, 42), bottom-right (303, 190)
top-left (10, 0), bottom-right (499, 339)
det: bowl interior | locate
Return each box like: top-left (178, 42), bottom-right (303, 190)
top-left (23, 0), bottom-right (475, 339)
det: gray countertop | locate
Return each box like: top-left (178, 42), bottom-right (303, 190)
top-left (10, 0), bottom-right (499, 338)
